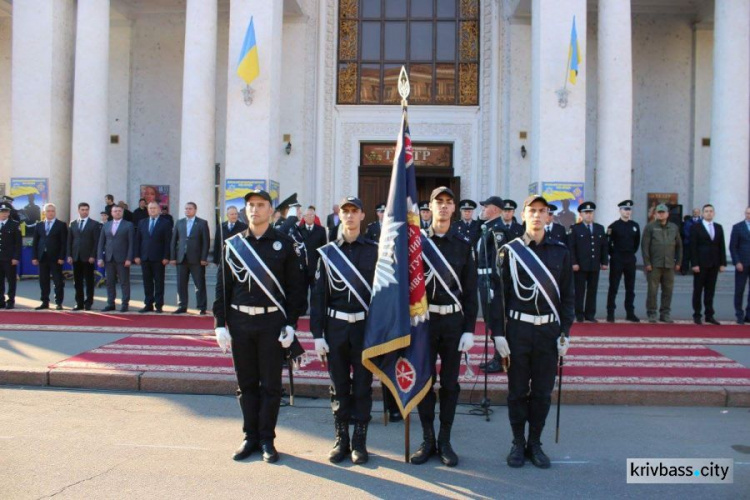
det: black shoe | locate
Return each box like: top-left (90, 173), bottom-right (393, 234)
top-left (101, 305), bottom-right (116, 312)
top-left (5, 303), bottom-right (14, 310)
top-left (388, 410), bottom-right (403, 423)
top-left (506, 438), bottom-right (526, 468)
top-left (55, 304), bottom-right (64, 310)
top-left (437, 424), bottom-right (458, 467)
top-left (576, 316), bottom-right (584, 323)
top-left (35, 303), bottom-right (49, 310)
top-left (744, 316), bottom-right (750, 324)
top-left (261, 442), bottom-right (279, 463)
top-left (138, 306), bottom-right (154, 313)
top-left (585, 317), bottom-right (598, 323)
top-left (120, 305), bottom-right (129, 313)
top-left (199, 310), bottom-right (207, 316)
top-left (606, 313), bottom-right (615, 323)
top-left (0, 303), bottom-right (5, 309)
top-left (155, 306), bottom-right (163, 313)
top-left (481, 358), bottom-right (502, 373)
top-left (72, 304), bottom-right (84, 311)
top-left (694, 317), bottom-right (703, 325)
top-left (659, 317), bottom-right (674, 324)
top-left (737, 317), bottom-right (745, 325)
top-left (705, 317), bottom-right (720, 326)
top-left (525, 442), bottom-right (551, 469)
top-left (173, 308), bottom-right (187, 314)
top-left (410, 425), bottom-right (436, 465)
top-left (478, 353), bottom-right (500, 370)
top-left (626, 314), bottom-right (640, 323)
top-left (351, 422), bottom-right (369, 465)
top-left (232, 439), bottom-right (259, 461)
top-left (84, 304), bottom-right (92, 311)
top-left (329, 419), bottom-right (350, 464)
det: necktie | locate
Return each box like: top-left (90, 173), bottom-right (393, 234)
top-left (112, 221), bottom-right (118, 235)
top-left (588, 224), bottom-right (593, 235)
top-left (187, 219), bottom-right (193, 236)
top-left (308, 225), bottom-right (313, 232)
top-left (709, 222), bottom-right (714, 240)
top-left (45, 221), bottom-right (50, 235)
top-left (546, 226), bottom-right (550, 234)
top-left (228, 223), bottom-right (233, 232)
top-left (79, 219), bottom-right (85, 232)
top-left (149, 218), bottom-right (155, 235)
top-left (0, 222), bottom-right (4, 230)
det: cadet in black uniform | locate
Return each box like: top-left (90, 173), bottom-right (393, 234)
top-left (501, 200), bottom-right (525, 240)
top-left (606, 200), bottom-right (641, 322)
top-left (568, 201), bottom-right (608, 322)
top-left (411, 187), bottom-right (477, 467)
top-left (311, 196), bottom-right (378, 465)
top-left (453, 199), bottom-right (481, 246)
top-left (419, 201), bottom-right (432, 229)
top-left (545, 204), bottom-right (568, 244)
top-left (364, 202), bottom-right (385, 242)
top-left (491, 195), bottom-right (574, 469)
top-left (0, 202), bottom-right (22, 309)
top-left (213, 189), bottom-right (306, 463)
top-left (477, 196), bottom-right (509, 374)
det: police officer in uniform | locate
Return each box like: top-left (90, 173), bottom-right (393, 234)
top-left (545, 205), bottom-right (568, 244)
top-left (477, 196), bottom-right (509, 374)
top-left (606, 200), bottom-right (641, 322)
top-left (453, 199), bottom-right (481, 246)
top-left (1, 196), bottom-right (21, 223)
top-left (501, 200), bottom-right (525, 240)
top-left (491, 195), bottom-right (574, 469)
top-left (411, 187), bottom-right (477, 467)
top-left (213, 189), bottom-right (306, 463)
top-left (419, 201), bottom-right (432, 229)
top-left (0, 202), bottom-right (22, 309)
top-left (311, 196), bottom-right (378, 465)
top-left (568, 201), bottom-right (608, 322)
top-left (364, 202), bottom-right (385, 242)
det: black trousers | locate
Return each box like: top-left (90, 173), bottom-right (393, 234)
top-left (607, 258), bottom-right (636, 315)
top-left (228, 309), bottom-right (285, 443)
top-left (72, 260), bottom-right (96, 307)
top-left (574, 270), bottom-right (599, 319)
top-left (177, 262), bottom-right (207, 310)
top-left (326, 317), bottom-right (373, 423)
top-left (506, 319), bottom-right (558, 429)
top-left (417, 312), bottom-right (462, 428)
top-left (0, 260), bottom-right (17, 304)
top-left (105, 261), bottom-right (130, 306)
top-left (734, 265), bottom-right (750, 320)
top-left (692, 266), bottom-right (719, 319)
top-left (39, 260), bottom-right (64, 305)
top-left (141, 261), bottom-right (166, 308)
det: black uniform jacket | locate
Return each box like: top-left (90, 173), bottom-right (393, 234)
top-left (568, 222), bottom-right (609, 272)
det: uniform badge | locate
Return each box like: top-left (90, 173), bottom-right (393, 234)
top-left (273, 241), bottom-right (282, 251)
top-left (633, 227), bottom-right (637, 232)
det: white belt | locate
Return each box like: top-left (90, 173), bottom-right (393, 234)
top-left (231, 304), bottom-right (279, 315)
top-left (508, 309), bottom-right (556, 325)
top-left (477, 268), bottom-right (491, 275)
top-left (327, 308), bottom-right (366, 323)
top-left (428, 304), bottom-right (462, 315)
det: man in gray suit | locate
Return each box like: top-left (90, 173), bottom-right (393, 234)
top-left (97, 205), bottom-right (134, 312)
top-left (170, 201), bottom-right (210, 314)
top-left (67, 202), bottom-right (102, 311)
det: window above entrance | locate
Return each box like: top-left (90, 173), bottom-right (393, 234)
top-left (338, 0), bottom-right (479, 106)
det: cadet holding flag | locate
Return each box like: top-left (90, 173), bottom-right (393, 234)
top-left (213, 189), bottom-right (306, 463)
top-left (311, 196), bottom-right (379, 465)
top-left (410, 187), bottom-right (477, 467)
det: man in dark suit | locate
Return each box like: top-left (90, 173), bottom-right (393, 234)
top-left (132, 198), bottom-right (149, 226)
top-left (32, 203), bottom-right (67, 310)
top-left (67, 202), bottom-right (101, 311)
top-left (170, 201), bottom-right (210, 314)
top-left (326, 204), bottom-right (341, 241)
top-left (212, 206), bottom-right (247, 264)
top-left (135, 202), bottom-right (172, 313)
top-left (299, 207), bottom-right (327, 292)
top-left (161, 205), bottom-right (174, 227)
top-left (545, 204), bottom-right (568, 244)
top-left (0, 202), bottom-right (22, 309)
top-left (98, 205), bottom-right (134, 312)
top-left (24, 192), bottom-right (42, 227)
top-left (568, 201), bottom-right (609, 322)
top-left (730, 207), bottom-right (750, 323)
top-left (104, 194), bottom-right (115, 221)
top-left (690, 204), bottom-right (727, 325)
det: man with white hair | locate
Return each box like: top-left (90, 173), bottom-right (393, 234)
top-left (31, 203), bottom-right (68, 310)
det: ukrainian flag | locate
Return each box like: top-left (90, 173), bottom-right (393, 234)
top-left (237, 16), bottom-right (259, 84)
top-left (568, 16), bottom-right (582, 85)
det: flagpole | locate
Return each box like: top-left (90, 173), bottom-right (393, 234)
top-left (405, 414), bottom-right (410, 463)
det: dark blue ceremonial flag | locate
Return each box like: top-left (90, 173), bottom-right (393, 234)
top-left (362, 109), bottom-right (432, 418)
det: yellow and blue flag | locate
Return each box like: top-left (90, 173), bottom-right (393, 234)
top-left (237, 16), bottom-right (259, 84)
top-left (568, 16), bottom-right (582, 85)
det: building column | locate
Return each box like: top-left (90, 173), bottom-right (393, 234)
top-left (11, 0), bottom-right (76, 221)
top-left (530, 0), bottom-right (587, 192)
top-left (709, 0), bottom-right (750, 224)
top-left (224, 0), bottom-right (284, 192)
top-left (70, 0), bottom-right (110, 215)
top-left (178, 0), bottom-right (218, 232)
top-left (595, 0), bottom-right (633, 223)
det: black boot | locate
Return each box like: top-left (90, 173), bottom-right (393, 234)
top-left (329, 418), bottom-right (350, 464)
top-left (410, 423), bottom-right (436, 464)
top-left (437, 424), bottom-right (458, 467)
top-left (526, 426), bottom-right (551, 469)
top-left (506, 424), bottom-right (526, 468)
top-left (351, 421), bottom-right (369, 465)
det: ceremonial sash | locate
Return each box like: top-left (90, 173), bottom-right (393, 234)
top-left (226, 236), bottom-right (287, 318)
top-left (420, 231), bottom-right (462, 308)
top-left (317, 242), bottom-right (372, 311)
top-left (504, 238), bottom-right (561, 323)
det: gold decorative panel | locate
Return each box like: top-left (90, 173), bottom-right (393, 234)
top-left (459, 63), bottom-right (478, 105)
top-left (339, 20), bottom-right (358, 60)
top-left (459, 21), bottom-right (478, 61)
top-left (338, 63), bottom-right (358, 104)
top-left (340, 0), bottom-right (358, 19)
top-left (460, 0), bottom-right (479, 19)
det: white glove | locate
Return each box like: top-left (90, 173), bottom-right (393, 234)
top-left (278, 325), bottom-right (295, 348)
top-left (214, 327), bottom-right (231, 353)
top-left (457, 332), bottom-right (474, 352)
top-left (493, 336), bottom-right (511, 358)
top-left (314, 338), bottom-right (330, 361)
top-left (557, 335), bottom-right (570, 357)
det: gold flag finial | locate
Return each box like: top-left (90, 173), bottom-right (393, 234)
top-left (398, 66), bottom-right (410, 107)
